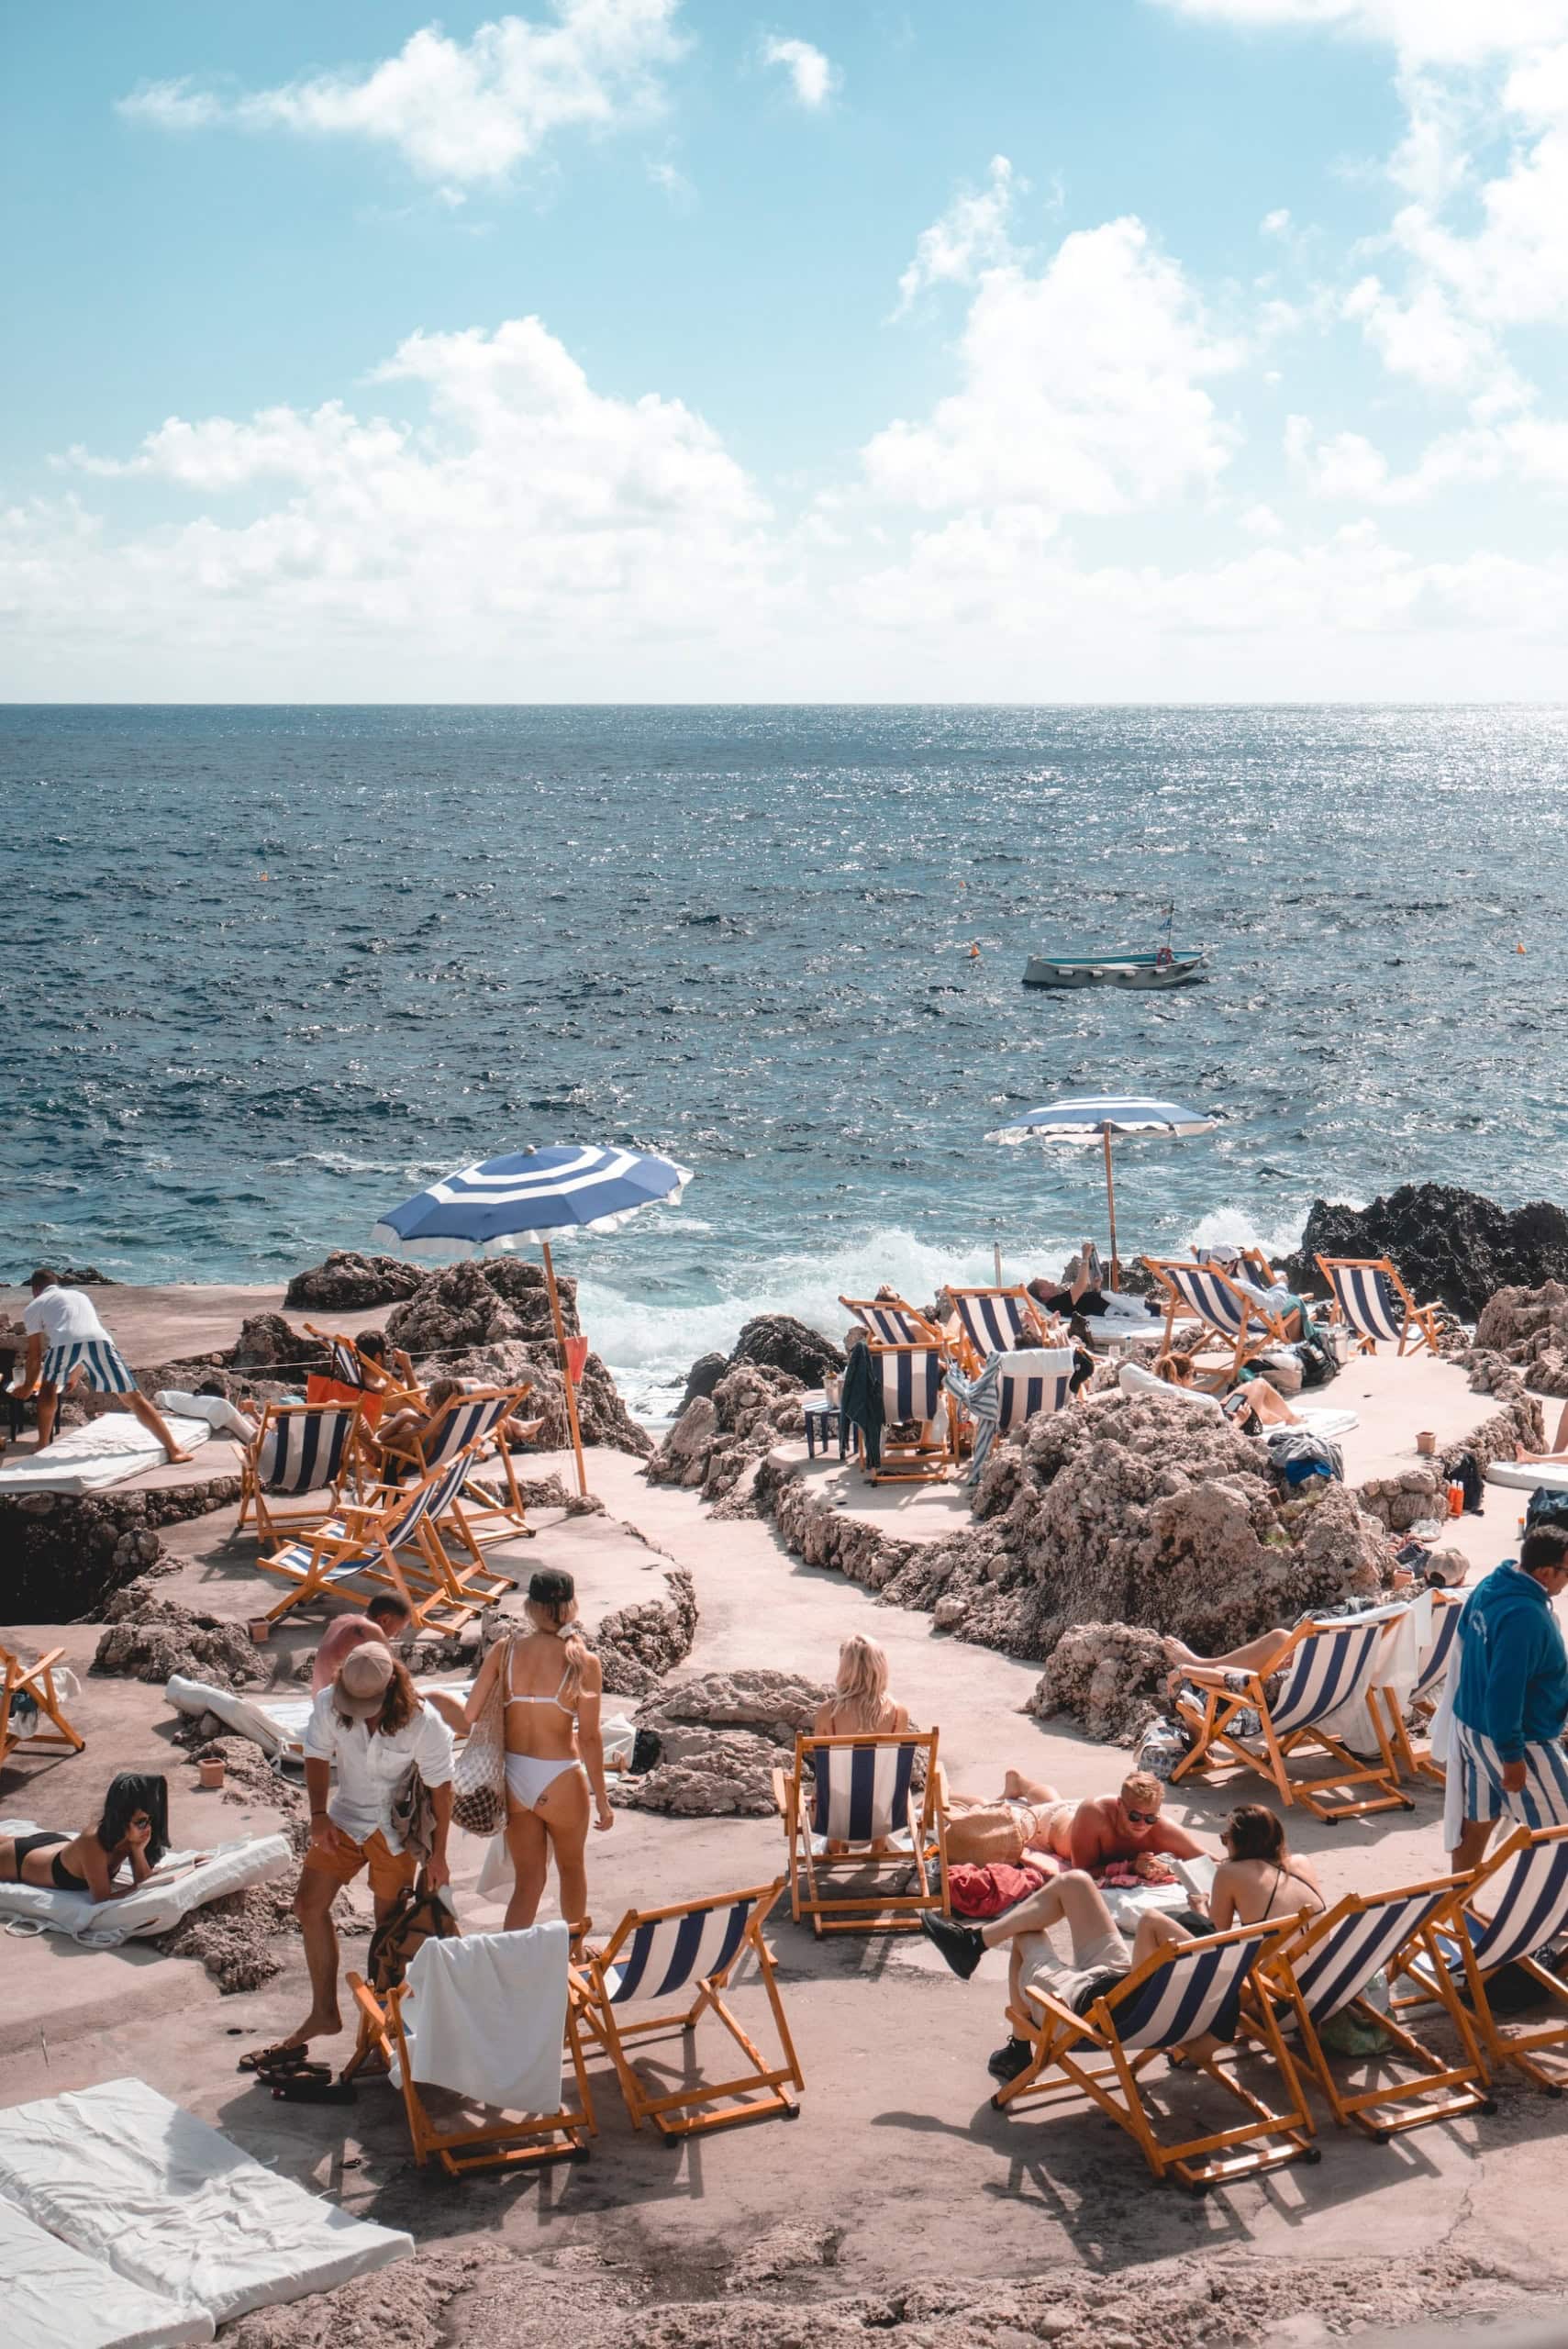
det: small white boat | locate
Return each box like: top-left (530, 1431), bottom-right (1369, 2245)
top-left (1022, 946), bottom-right (1207, 992)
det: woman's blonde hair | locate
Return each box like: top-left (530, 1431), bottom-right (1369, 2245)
top-left (1154, 1352), bottom-right (1195, 1386)
top-left (523, 1574), bottom-right (589, 1704)
top-left (834, 1633), bottom-right (891, 1731)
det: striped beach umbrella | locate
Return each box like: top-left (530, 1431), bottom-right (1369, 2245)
top-left (984, 1095), bottom-right (1221, 1288)
top-left (373, 1143), bottom-right (692, 1493)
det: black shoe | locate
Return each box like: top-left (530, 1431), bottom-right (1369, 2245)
top-left (919, 1911), bottom-right (986, 1980)
top-left (987, 2037), bottom-right (1033, 2084)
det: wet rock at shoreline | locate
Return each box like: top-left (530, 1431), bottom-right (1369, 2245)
top-left (284, 1251), bottom-right (424, 1311)
top-left (230, 1313), bottom-right (320, 1372)
top-left (617, 1666), bottom-right (830, 1815)
top-left (679, 1351), bottom-right (728, 1410)
top-left (1285, 1182), bottom-right (1568, 1320)
top-left (387, 1258), bottom-right (575, 1353)
top-left (730, 1313), bottom-right (845, 1388)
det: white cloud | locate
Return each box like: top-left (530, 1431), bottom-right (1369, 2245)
top-left (1340, 273), bottom-right (1504, 392)
top-left (761, 36), bottom-right (840, 110)
top-left (1239, 501), bottom-right (1285, 533)
top-left (1146, 2), bottom-right (1566, 71)
top-left (894, 156), bottom-right (1020, 314)
top-left (1260, 206), bottom-right (1293, 235)
top-left (864, 217), bottom-right (1243, 517)
top-left (117, 1), bottom-right (686, 186)
top-left (1285, 407), bottom-right (1568, 501)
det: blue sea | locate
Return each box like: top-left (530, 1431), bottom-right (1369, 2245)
top-left (5, 704), bottom-right (1567, 1414)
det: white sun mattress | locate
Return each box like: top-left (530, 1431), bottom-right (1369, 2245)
top-left (0, 1413), bottom-right (210, 1496)
top-left (0, 1825), bottom-right (291, 1944)
top-left (3, 2194), bottom-right (215, 2349)
top-left (1486, 1458), bottom-right (1568, 1493)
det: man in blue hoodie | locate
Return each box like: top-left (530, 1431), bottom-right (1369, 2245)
top-left (1448, 1522), bottom-right (1568, 1874)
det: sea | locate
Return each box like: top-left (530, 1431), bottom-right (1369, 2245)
top-left (5, 704), bottom-right (1567, 1419)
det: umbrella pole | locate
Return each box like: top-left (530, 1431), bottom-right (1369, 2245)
top-left (540, 1240), bottom-right (589, 1498)
top-left (1102, 1128), bottom-right (1120, 1290)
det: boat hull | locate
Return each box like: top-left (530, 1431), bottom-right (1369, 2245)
top-left (1023, 952), bottom-right (1206, 992)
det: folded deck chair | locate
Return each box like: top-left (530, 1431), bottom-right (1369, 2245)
top-left (235, 1400), bottom-right (362, 1541)
top-left (1143, 1258), bottom-right (1293, 1380)
top-left (864, 1343), bottom-right (952, 1483)
top-left (1251, 1880), bottom-right (1491, 2138)
top-left (2, 1642), bottom-right (86, 1769)
top-left (1172, 1605), bottom-right (1415, 1822)
top-left (994, 1920), bottom-right (1315, 2191)
top-left (945, 1346), bottom-right (1076, 1483)
top-left (348, 1920), bottom-right (594, 2175)
top-left (840, 1295), bottom-right (942, 1346)
top-left (256, 1452), bottom-right (510, 1631)
top-left (1378, 1589), bottom-right (1463, 1783)
top-left (1315, 1255), bottom-right (1442, 1358)
top-left (382, 1384), bottom-right (536, 1543)
top-left (773, 1731), bottom-right (950, 1935)
top-left (944, 1286), bottom-right (1046, 1367)
top-left (574, 1878), bottom-right (802, 2138)
top-left (1391, 1824), bottom-right (1568, 2091)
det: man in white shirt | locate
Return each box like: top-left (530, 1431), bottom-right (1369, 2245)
top-left (16, 1268), bottom-right (192, 1461)
top-left (280, 1642), bottom-right (454, 2056)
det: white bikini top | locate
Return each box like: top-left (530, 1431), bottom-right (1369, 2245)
top-left (505, 1640), bottom-right (576, 1717)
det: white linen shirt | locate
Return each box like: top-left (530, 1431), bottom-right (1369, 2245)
top-left (303, 1687), bottom-right (454, 1852)
top-left (22, 1285), bottom-right (112, 1347)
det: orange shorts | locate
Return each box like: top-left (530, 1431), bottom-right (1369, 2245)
top-left (302, 1825), bottom-right (416, 1903)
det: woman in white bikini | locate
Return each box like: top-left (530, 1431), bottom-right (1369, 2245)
top-left (462, 1567), bottom-right (612, 1931)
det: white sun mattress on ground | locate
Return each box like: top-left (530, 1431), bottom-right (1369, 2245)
top-left (3, 2195), bottom-right (215, 2349)
top-left (0, 1825), bottom-right (291, 1944)
top-left (0, 1412), bottom-right (211, 1496)
top-left (0, 2078), bottom-right (413, 2326)
top-left (1485, 1458), bottom-right (1568, 1493)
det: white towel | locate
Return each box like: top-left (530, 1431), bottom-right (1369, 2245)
top-left (394, 1921), bottom-right (570, 2116)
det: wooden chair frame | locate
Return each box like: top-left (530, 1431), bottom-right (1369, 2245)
top-left (840, 1295), bottom-right (945, 1348)
top-left (1171, 1617), bottom-right (1415, 1823)
top-left (1248, 1883), bottom-right (1493, 2139)
top-left (942, 1286), bottom-right (1051, 1373)
top-left (573, 1879), bottom-right (803, 2139)
top-left (347, 1965), bottom-right (595, 2176)
top-left (255, 1454), bottom-right (512, 1632)
top-left (1141, 1256), bottom-right (1293, 1382)
top-left (995, 1920), bottom-right (1318, 2192)
top-left (773, 1731), bottom-right (951, 1935)
top-left (1315, 1255), bottom-right (1442, 1358)
top-left (381, 1382), bottom-right (539, 1546)
top-left (1391, 1825), bottom-right (1568, 2091)
top-left (1, 1642), bottom-right (85, 1770)
top-left (864, 1342), bottom-right (954, 1484)
top-left (1376, 1589), bottom-right (1463, 1784)
top-left (235, 1398), bottom-right (366, 1542)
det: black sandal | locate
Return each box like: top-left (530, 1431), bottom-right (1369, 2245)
top-left (238, 2043), bottom-right (313, 2076)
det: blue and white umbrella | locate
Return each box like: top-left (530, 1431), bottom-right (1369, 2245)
top-left (984, 1095), bottom-right (1222, 1287)
top-left (373, 1142), bottom-right (693, 1492)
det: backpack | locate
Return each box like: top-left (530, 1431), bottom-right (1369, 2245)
top-left (1295, 1328), bottom-right (1340, 1390)
top-left (364, 1878), bottom-right (461, 1994)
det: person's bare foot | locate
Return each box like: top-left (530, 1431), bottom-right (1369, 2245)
top-left (163, 1448), bottom-right (195, 1464)
top-left (286, 2007), bottom-right (343, 2045)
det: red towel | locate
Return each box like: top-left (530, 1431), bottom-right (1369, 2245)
top-left (948, 1862), bottom-right (1048, 1919)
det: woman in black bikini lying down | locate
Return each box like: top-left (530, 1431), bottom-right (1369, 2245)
top-left (0, 1771), bottom-right (169, 1900)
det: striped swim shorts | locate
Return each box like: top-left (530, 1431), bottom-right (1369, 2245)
top-left (1444, 1717), bottom-right (1568, 1851)
top-left (40, 1338), bottom-right (139, 1395)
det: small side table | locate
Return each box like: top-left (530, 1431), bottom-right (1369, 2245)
top-left (804, 1401), bottom-right (842, 1460)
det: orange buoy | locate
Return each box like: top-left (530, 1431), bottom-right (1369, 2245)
top-left (969, 941), bottom-right (981, 960)
top-left (1518, 942), bottom-right (1526, 954)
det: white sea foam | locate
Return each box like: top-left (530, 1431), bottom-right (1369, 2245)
top-left (1183, 1205), bottom-right (1308, 1262)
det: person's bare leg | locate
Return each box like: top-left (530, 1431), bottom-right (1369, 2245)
top-left (1245, 1380), bottom-right (1298, 1428)
top-left (1165, 1627), bottom-right (1291, 1703)
top-left (981, 1869), bottom-right (1118, 1955)
top-left (36, 1381), bottom-right (59, 1447)
top-left (1002, 1771), bottom-right (1061, 1804)
top-left (504, 1805), bottom-right (550, 1930)
top-left (1450, 1816), bottom-right (1495, 1878)
top-left (124, 1389), bottom-right (193, 1464)
top-left (538, 1769), bottom-right (592, 1926)
top-left (285, 1868), bottom-right (346, 2043)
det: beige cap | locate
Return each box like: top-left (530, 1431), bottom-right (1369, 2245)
top-left (335, 1641), bottom-right (394, 1719)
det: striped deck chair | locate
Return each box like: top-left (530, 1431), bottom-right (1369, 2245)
top-left (1251, 1880), bottom-right (1491, 2138)
top-left (840, 1295), bottom-right (943, 1346)
top-left (347, 1923), bottom-right (594, 2176)
top-left (235, 1400), bottom-right (362, 1541)
top-left (384, 1384), bottom-right (537, 1543)
top-left (1172, 1605), bottom-right (1415, 1821)
top-left (256, 1452), bottom-right (507, 1631)
top-left (1391, 1824), bottom-right (1568, 2090)
top-left (1143, 1258), bottom-right (1293, 1380)
top-left (995, 1920), bottom-right (1315, 2191)
top-left (944, 1346), bottom-right (1076, 1484)
top-left (1378, 1589), bottom-right (1463, 1783)
top-left (773, 1731), bottom-right (951, 1935)
top-left (866, 1343), bottom-right (952, 1482)
top-left (1316, 1255), bottom-right (1442, 1357)
top-left (574, 1878), bottom-right (802, 2138)
top-left (1, 1641), bottom-right (86, 1769)
top-left (945, 1286), bottom-right (1046, 1369)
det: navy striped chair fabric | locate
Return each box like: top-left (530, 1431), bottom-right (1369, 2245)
top-left (1411, 1594), bottom-right (1462, 1708)
top-left (877, 1348), bottom-right (945, 1422)
top-left (1286, 1889), bottom-right (1448, 2021)
top-left (951, 1289), bottom-right (1033, 1355)
top-left (809, 1738), bottom-right (919, 1845)
top-left (1270, 1609), bottom-right (1407, 1739)
top-left (846, 1298), bottom-right (932, 1345)
top-left (601, 1896), bottom-right (757, 2006)
top-left (1328, 1264), bottom-right (1405, 1345)
top-left (1106, 1926), bottom-right (1273, 2051)
top-left (996, 1353), bottom-right (1074, 1431)
top-left (328, 1338), bottom-right (374, 1388)
top-left (1163, 1264), bottom-right (1261, 1336)
top-left (258, 1404), bottom-right (356, 1496)
top-left (422, 1391), bottom-right (514, 1467)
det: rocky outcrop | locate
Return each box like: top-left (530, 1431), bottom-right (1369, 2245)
top-left (386, 1258), bottom-right (575, 1352)
top-left (1028, 1621), bottom-right (1171, 1744)
top-left (591, 1565), bottom-right (699, 1696)
top-left (1284, 1183), bottom-right (1568, 1320)
top-left (1473, 1281), bottom-right (1568, 1398)
top-left (230, 1313), bottom-right (321, 1372)
top-left (647, 1363), bottom-right (806, 1513)
top-left (284, 1251), bottom-right (424, 1311)
top-left (5, 1478), bottom-right (239, 1620)
top-left (730, 1314), bottom-right (845, 1388)
top-left (1357, 1379), bottom-right (1540, 1531)
top-left (93, 1587), bottom-right (266, 1687)
top-left (617, 1667), bottom-right (830, 1815)
top-left (679, 1351), bottom-right (728, 1411)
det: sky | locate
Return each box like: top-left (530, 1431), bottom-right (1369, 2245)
top-left (5, 0), bottom-right (1568, 701)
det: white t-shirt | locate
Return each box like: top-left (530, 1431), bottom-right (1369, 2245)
top-left (21, 1285), bottom-right (112, 1348)
top-left (302, 1687), bottom-right (454, 1851)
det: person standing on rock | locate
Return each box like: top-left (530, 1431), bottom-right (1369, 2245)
top-left (15, 1269), bottom-right (192, 1462)
top-left (1446, 1522), bottom-right (1568, 1875)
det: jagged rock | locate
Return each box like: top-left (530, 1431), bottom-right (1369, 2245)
top-left (430, 1337), bottom-right (652, 1458)
top-left (4, 1476), bottom-right (242, 1618)
top-left (1284, 1183), bottom-right (1568, 1320)
top-left (93, 1589), bottom-right (265, 1687)
top-left (386, 1259), bottom-right (574, 1353)
top-left (617, 1667), bottom-right (830, 1815)
top-left (230, 1313), bottom-right (318, 1372)
top-left (680, 1352), bottom-right (728, 1410)
top-left (1472, 1282), bottom-right (1568, 1399)
top-left (591, 1567), bottom-right (698, 1696)
top-left (729, 1314), bottom-right (844, 1387)
top-left (284, 1251), bottom-right (424, 1311)
top-left (646, 1362), bottom-right (801, 1508)
top-left (1028, 1621), bottom-right (1171, 1744)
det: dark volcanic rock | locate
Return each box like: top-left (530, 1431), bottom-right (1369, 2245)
top-left (229, 1313), bottom-right (319, 1372)
top-left (730, 1314), bottom-right (844, 1387)
top-left (284, 1251), bottom-right (424, 1311)
top-left (1285, 1183), bottom-right (1568, 1320)
top-left (385, 1259), bottom-right (575, 1353)
top-left (680, 1352), bottom-right (728, 1410)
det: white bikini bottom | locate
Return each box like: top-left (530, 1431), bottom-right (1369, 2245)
top-left (505, 1752), bottom-right (585, 1810)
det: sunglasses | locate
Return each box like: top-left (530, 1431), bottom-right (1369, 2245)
top-left (1124, 1806), bottom-right (1160, 1825)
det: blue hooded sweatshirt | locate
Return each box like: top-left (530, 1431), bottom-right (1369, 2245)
top-left (1452, 1561), bottom-right (1568, 1762)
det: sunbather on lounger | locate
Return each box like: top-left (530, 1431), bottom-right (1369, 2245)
top-left (1155, 1351), bottom-right (1298, 1429)
top-left (0, 1772), bottom-right (168, 1900)
top-left (374, 1375), bottom-right (464, 1472)
top-left (1028, 1242), bottom-right (1108, 1320)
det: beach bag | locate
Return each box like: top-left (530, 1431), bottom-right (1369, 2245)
top-left (365, 1878), bottom-right (461, 1994)
top-left (450, 1667), bottom-right (507, 1837)
top-left (1295, 1330), bottom-right (1339, 1390)
top-left (946, 1803), bottom-right (1032, 1867)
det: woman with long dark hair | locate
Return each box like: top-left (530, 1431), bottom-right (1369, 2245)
top-left (0, 1772), bottom-right (169, 1901)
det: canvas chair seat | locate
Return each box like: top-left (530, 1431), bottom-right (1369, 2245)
top-left (865, 1344), bottom-right (952, 1483)
top-left (840, 1296), bottom-right (943, 1347)
top-left (236, 1400), bottom-right (362, 1541)
top-left (774, 1731), bottom-right (951, 1935)
top-left (945, 1286), bottom-right (1045, 1367)
top-left (256, 1450), bottom-right (511, 1633)
top-left (2, 1642), bottom-right (85, 1770)
top-left (1390, 1824), bottom-right (1568, 2089)
top-left (1317, 1255), bottom-right (1441, 1358)
top-left (1143, 1257), bottom-right (1293, 1381)
top-left (382, 1384), bottom-right (535, 1545)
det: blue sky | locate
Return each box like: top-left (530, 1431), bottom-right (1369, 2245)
top-left (5, 0), bottom-right (1567, 698)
